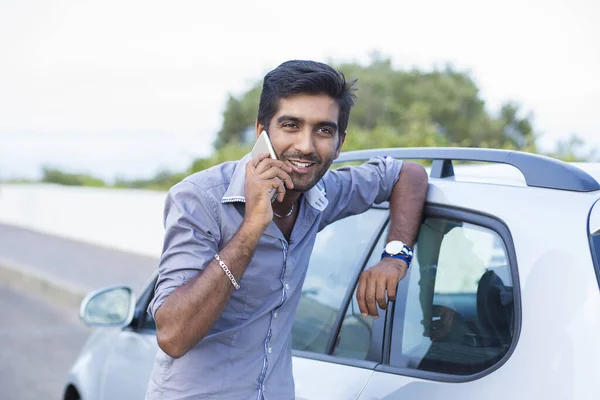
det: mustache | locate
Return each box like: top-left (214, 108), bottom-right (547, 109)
top-left (281, 152), bottom-right (321, 164)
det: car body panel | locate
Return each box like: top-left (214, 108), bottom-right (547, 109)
top-left (65, 329), bottom-right (122, 400)
top-left (293, 357), bottom-right (374, 400)
top-left (99, 331), bottom-right (157, 400)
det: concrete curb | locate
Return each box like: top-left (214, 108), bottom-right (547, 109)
top-left (0, 256), bottom-right (90, 309)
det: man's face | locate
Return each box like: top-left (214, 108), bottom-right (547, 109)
top-left (257, 94), bottom-right (346, 193)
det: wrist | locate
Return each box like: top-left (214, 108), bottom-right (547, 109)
top-left (382, 256), bottom-right (408, 273)
top-left (241, 212), bottom-right (270, 232)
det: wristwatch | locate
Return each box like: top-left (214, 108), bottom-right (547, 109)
top-left (381, 240), bottom-right (414, 267)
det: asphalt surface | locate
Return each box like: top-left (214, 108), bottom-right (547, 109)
top-left (0, 281), bottom-right (90, 400)
top-left (0, 223), bottom-right (160, 400)
top-left (0, 223), bottom-right (159, 294)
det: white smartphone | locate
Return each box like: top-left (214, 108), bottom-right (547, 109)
top-left (252, 130), bottom-right (277, 160)
top-left (252, 130), bottom-right (280, 202)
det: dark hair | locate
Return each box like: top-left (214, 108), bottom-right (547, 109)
top-left (257, 60), bottom-right (357, 135)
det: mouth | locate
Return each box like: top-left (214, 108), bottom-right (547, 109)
top-left (288, 159), bottom-right (316, 174)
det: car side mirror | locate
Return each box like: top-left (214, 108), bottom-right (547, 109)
top-left (80, 286), bottom-right (136, 328)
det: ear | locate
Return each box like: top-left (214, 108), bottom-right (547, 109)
top-left (334, 131), bottom-right (347, 159)
top-left (255, 120), bottom-right (266, 140)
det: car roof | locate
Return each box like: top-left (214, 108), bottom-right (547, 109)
top-left (425, 162), bottom-right (600, 190)
top-left (336, 148), bottom-right (600, 192)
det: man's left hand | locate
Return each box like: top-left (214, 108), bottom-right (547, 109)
top-left (357, 257), bottom-right (408, 318)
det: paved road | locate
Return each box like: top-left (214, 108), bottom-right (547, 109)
top-left (0, 223), bottom-right (160, 399)
top-left (0, 282), bottom-right (90, 400)
top-left (0, 223), bottom-right (159, 294)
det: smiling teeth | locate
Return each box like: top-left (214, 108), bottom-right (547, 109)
top-left (291, 161), bottom-right (311, 168)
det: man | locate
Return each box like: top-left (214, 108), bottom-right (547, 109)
top-left (146, 60), bottom-right (428, 399)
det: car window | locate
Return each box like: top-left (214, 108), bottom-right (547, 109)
top-left (333, 228), bottom-right (388, 360)
top-left (139, 277), bottom-right (158, 331)
top-left (390, 217), bottom-right (514, 376)
top-left (292, 208), bottom-right (387, 354)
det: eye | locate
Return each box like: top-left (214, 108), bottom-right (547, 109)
top-left (282, 122), bottom-right (299, 129)
top-left (317, 127), bottom-right (334, 135)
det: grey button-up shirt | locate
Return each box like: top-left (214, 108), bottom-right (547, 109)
top-left (146, 153), bottom-right (402, 400)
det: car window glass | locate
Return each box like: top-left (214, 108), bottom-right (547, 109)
top-left (333, 229), bottom-right (388, 359)
top-left (292, 208), bottom-right (387, 354)
top-left (390, 217), bottom-right (514, 376)
top-left (139, 277), bottom-right (158, 331)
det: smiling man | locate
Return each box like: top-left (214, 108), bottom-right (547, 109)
top-left (146, 60), bottom-right (429, 400)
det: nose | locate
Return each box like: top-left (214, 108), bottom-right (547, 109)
top-left (293, 127), bottom-right (315, 156)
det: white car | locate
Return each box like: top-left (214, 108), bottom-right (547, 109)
top-left (64, 147), bottom-right (600, 400)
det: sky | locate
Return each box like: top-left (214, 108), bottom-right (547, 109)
top-left (1, 0), bottom-right (599, 181)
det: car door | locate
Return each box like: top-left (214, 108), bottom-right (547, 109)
top-left (99, 277), bottom-right (159, 400)
top-left (292, 206), bottom-right (391, 400)
top-left (358, 188), bottom-right (522, 399)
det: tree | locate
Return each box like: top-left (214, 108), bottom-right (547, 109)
top-left (213, 56), bottom-right (538, 152)
top-left (214, 84), bottom-right (262, 148)
top-left (41, 167), bottom-right (106, 187)
top-left (547, 134), bottom-right (598, 162)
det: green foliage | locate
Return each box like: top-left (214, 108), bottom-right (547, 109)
top-left (214, 84), bottom-right (262, 148)
top-left (4, 178), bottom-right (35, 184)
top-left (41, 167), bottom-right (106, 187)
top-left (113, 170), bottom-right (188, 191)
top-left (190, 141), bottom-right (252, 173)
top-left (545, 134), bottom-right (598, 162)
top-left (214, 56), bottom-right (537, 153)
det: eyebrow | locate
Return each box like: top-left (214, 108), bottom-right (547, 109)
top-left (276, 115), bottom-right (338, 131)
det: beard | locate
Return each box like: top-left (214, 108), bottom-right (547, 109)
top-left (280, 151), bottom-right (335, 193)
top-left (287, 162), bottom-right (332, 193)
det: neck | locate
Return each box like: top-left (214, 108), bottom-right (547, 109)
top-left (273, 191), bottom-right (301, 216)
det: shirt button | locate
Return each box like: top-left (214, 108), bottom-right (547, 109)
top-left (274, 311), bottom-right (278, 319)
top-left (285, 283), bottom-right (290, 290)
top-left (268, 347), bottom-right (273, 354)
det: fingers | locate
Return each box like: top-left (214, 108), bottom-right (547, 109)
top-left (252, 157), bottom-right (294, 191)
top-left (248, 153), bottom-right (271, 170)
top-left (261, 167), bottom-right (294, 191)
top-left (357, 262), bottom-right (404, 318)
top-left (268, 177), bottom-right (286, 203)
top-left (357, 271), bottom-right (381, 318)
top-left (375, 279), bottom-right (387, 311)
top-left (254, 156), bottom-right (292, 175)
top-left (364, 274), bottom-right (379, 318)
top-left (356, 274), bottom-right (368, 317)
top-left (386, 275), bottom-right (397, 302)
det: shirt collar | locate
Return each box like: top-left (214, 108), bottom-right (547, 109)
top-left (221, 153), bottom-right (329, 212)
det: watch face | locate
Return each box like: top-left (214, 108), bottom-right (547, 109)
top-left (385, 241), bottom-right (405, 255)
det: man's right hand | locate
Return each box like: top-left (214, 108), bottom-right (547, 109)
top-left (244, 154), bottom-right (294, 230)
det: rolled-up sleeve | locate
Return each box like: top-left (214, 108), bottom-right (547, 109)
top-left (320, 156), bottom-right (402, 228)
top-left (148, 181), bottom-right (222, 318)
